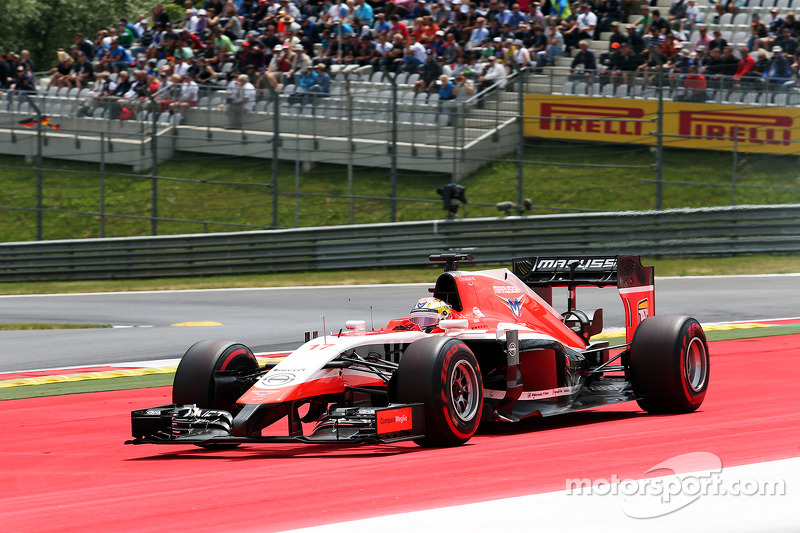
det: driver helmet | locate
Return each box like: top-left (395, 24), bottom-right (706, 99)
top-left (409, 297), bottom-right (452, 328)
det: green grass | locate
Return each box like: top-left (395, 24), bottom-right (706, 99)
top-left (1, 141), bottom-right (799, 242)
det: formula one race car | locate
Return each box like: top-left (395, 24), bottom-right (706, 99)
top-left (127, 253), bottom-right (709, 448)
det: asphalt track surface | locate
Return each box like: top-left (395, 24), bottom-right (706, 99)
top-left (1, 334), bottom-right (798, 532)
top-left (1, 274), bottom-right (799, 372)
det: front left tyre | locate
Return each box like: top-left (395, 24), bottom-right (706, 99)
top-left (393, 337), bottom-right (483, 447)
top-left (172, 339), bottom-right (259, 413)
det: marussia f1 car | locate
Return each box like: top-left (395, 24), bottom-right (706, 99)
top-left (127, 253), bottom-right (710, 448)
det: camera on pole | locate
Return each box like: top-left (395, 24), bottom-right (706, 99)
top-left (436, 183), bottom-right (467, 218)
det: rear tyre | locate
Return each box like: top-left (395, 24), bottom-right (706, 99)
top-left (629, 316), bottom-right (709, 414)
top-left (394, 337), bottom-right (483, 447)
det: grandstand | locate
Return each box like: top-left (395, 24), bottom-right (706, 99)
top-left (1, 0), bottom-right (799, 175)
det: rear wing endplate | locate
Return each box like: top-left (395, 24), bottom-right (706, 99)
top-left (513, 256), bottom-right (655, 343)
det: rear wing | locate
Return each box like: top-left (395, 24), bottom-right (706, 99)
top-left (513, 256), bottom-right (655, 343)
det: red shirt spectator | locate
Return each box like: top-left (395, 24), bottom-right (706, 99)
top-left (390, 15), bottom-right (410, 41)
top-left (733, 46), bottom-right (756, 79)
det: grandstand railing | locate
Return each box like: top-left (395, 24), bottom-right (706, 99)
top-left (1, 204), bottom-right (798, 281)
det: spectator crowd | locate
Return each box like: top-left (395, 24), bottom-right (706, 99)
top-left (2, 0), bottom-right (800, 117)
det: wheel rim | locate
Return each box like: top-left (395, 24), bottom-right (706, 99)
top-left (450, 359), bottom-right (480, 422)
top-left (684, 337), bottom-right (708, 393)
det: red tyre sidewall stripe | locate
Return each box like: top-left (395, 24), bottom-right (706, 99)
top-left (679, 322), bottom-right (707, 406)
top-left (219, 347), bottom-right (249, 371)
top-left (440, 343), bottom-right (482, 440)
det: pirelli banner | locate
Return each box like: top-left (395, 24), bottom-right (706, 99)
top-left (523, 94), bottom-right (800, 155)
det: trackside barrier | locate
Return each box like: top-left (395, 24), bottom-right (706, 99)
top-left (0, 204), bottom-right (798, 281)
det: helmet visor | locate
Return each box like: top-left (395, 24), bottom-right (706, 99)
top-left (409, 310), bottom-right (440, 327)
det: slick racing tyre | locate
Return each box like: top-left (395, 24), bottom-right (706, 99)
top-left (629, 316), bottom-right (710, 414)
top-left (172, 339), bottom-right (259, 414)
top-left (394, 337), bottom-right (483, 447)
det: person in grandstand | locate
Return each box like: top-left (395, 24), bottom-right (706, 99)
top-left (7, 64), bottom-right (37, 106)
top-left (666, 47), bottom-right (693, 88)
top-left (536, 24), bottom-right (564, 67)
top-left (608, 42), bottom-right (642, 87)
top-left (692, 24), bottom-right (713, 53)
top-left (414, 50), bottom-right (444, 97)
top-left (170, 73), bottom-right (199, 120)
top-left (476, 55), bottom-right (508, 107)
top-left (290, 64), bottom-right (317, 104)
top-left (678, 64), bottom-right (707, 102)
top-left (773, 28), bottom-right (799, 56)
top-left (595, 0), bottom-right (622, 36)
top-left (396, 33), bottom-right (427, 73)
top-left (306, 63), bottom-right (331, 103)
top-left (47, 50), bottom-right (74, 89)
top-left (227, 73), bottom-right (256, 128)
top-left (625, 24), bottom-right (645, 54)
top-left (763, 45), bottom-right (793, 86)
top-left (706, 29), bottom-right (728, 52)
top-left (634, 47), bottom-right (667, 88)
top-left (68, 51), bottom-right (95, 89)
top-left (667, 0), bottom-right (687, 31)
top-left (713, 45), bottom-right (739, 89)
top-left (99, 38), bottom-right (133, 73)
top-left (567, 39), bottom-right (597, 82)
top-left (732, 45), bottom-right (758, 90)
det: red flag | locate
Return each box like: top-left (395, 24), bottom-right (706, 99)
top-left (18, 117), bottom-right (37, 127)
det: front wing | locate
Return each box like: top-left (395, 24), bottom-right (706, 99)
top-left (126, 403), bottom-right (425, 446)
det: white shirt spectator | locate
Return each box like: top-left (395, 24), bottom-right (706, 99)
top-left (514, 46), bottom-right (531, 68)
top-left (375, 40), bottom-right (393, 57)
top-left (174, 59), bottom-right (191, 77)
top-left (134, 16), bottom-right (149, 35)
top-left (184, 13), bottom-right (200, 32)
top-left (577, 9), bottom-right (598, 32)
top-left (237, 81), bottom-right (256, 111)
top-left (409, 40), bottom-right (427, 62)
top-left (483, 59), bottom-right (507, 87)
top-left (685, 1), bottom-right (700, 27)
top-left (180, 79), bottom-right (199, 103)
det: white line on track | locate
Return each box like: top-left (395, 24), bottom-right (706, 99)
top-left (281, 456), bottom-right (800, 533)
top-left (0, 283), bottom-right (431, 298)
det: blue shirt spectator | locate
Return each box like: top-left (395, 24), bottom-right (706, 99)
top-left (311, 65), bottom-right (331, 95)
top-left (297, 68), bottom-right (318, 89)
top-left (374, 14), bottom-right (391, 35)
top-left (354, 0), bottom-right (374, 26)
top-left (438, 75), bottom-right (456, 100)
top-left (468, 18), bottom-right (489, 49)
